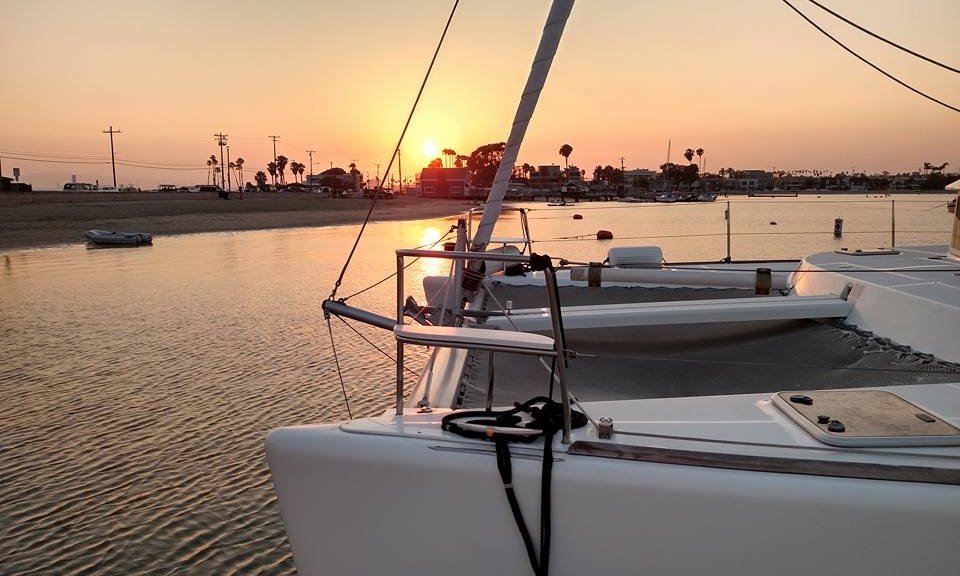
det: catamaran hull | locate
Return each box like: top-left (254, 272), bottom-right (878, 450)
top-left (267, 412), bottom-right (960, 576)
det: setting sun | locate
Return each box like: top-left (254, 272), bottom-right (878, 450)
top-left (422, 140), bottom-right (439, 160)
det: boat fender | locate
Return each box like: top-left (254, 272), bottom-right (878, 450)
top-left (572, 214), bottom-right (583, 220)
top-left (596, 230), bottom-right (613, 240)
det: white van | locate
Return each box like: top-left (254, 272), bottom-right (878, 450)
top-left (63, 182), bottom-right (96, 191)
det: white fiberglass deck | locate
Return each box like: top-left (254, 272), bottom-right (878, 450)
top-left (795, 246), bottom-right (960, 363)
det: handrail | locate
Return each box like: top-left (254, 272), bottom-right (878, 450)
top-left (396, 248), bottom-right (531, 263)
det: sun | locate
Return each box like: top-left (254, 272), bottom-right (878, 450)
top-left (422, 140), bottom-right (439, 160)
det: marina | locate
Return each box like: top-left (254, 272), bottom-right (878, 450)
top-left (2, 0), bottom-right (959, 575)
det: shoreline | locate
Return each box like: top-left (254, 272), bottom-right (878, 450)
top-left (0, 196), bottom-right (469, 252)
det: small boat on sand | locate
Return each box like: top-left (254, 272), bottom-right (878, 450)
top-left (84, 230), bottom-right (153, 246)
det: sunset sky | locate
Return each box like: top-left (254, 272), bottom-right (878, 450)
top-left (1, 0), bottom-right (958, 189)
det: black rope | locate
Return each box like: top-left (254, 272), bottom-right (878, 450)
top-left (803, 0), bottom-right (960, 75)
top-left (495, 438), bottom-right (541, 575)
top-left (442, 398), bottom-right (588, 576)
top-left (327, 0), bottom-right (460, 302)
top-left (781, 0), bottom-right (960, 113)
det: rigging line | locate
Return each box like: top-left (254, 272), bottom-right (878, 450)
top-left (781, 0), bottom-right (960, 114)
top-left (327, 0), bottom-right (460, 302)
top-left (549, 264), bottom-right (959, 273)
top-left (540, 229), bottom-right (947, 243)
top-left (333, 314), bottom-right (421, 379)
top-left (803, 0), bottom-right (960, 75)
top-left (325, 315), bottom-right (353, 419)
top-left (340, 228), bottom-right (456, 301)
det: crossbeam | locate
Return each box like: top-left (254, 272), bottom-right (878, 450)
top-left (485, 294), bottom-right (854, 332)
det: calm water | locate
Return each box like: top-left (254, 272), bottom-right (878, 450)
top-left (0, 195), bottom-right (953, 575)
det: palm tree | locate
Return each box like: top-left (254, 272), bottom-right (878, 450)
top-left (696, 148), bottom-right (704, 172)
top-left (559, 144), bottom-right (573, 168)
top-left (207, 154), bottom-right (218, 185)
top-left (522, 163), bottom-right (534, 181)
top-left (291, 161), bottom-right (305, 183)
top-left (683, 148), bottom-right (695, 164)
top-left (255, 170), bottom-right (267, 190)
top-left (276, 155), bottom-right (288, 185)
top-left (267, 162), bottom-right (278, 186)
top-left (442, 149), bottom-right (456, 168)
top-left (234, 157), bottom-right (245, 186)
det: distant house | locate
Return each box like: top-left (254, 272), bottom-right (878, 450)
top-left (0, 176), bottom-right (32, 192)
top-left (530, 165), bottom-right (563, 191)
top-left (418, 167), bottom-right (470, 198)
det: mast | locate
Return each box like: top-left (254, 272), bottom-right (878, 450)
top-left (471, 0), bottom-right (575, 253)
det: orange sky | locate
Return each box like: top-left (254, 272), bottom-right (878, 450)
top-left (1, 0), bottom-right (958, 189)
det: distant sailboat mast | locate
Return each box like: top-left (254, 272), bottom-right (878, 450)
top-left (663, 139), bottom-right (671, 192)
top-left (470, 0), bottom-right (575, 254)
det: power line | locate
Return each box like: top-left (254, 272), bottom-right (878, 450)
top-left (781, 0), bottom-right (960, 114)
top-left (802, 0), bottom-right (960, 75)
top-left (0, 156), bottom-right (109, 165)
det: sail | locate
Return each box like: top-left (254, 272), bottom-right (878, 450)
top-left (470, 0), bottom-right (575, 254)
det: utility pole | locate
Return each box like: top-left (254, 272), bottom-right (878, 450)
top-left (226, 145), bottom-right (232, 192)
top-left (306, 150), bottom-right (315, 179)
top-left (269, 135), bottom-right (280, 162)
top-left (103, 125), bottom-right (122, 187)
top-left (215, 133), bottom-right (228, 190)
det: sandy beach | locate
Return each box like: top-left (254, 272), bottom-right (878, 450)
top-left (0, 194), bottom-right (470, 252)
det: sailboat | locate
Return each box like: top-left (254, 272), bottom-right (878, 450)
top-left (267, 3), bottom-right (960, 575)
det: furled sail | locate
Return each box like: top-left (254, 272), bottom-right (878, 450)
top-left (470, 0), bottom-right (575, 254)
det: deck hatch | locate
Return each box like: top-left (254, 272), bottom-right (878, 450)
top-left (773, 390), bottom-right (960, 447)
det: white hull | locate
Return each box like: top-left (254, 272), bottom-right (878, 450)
top-left (268, 386), bottom-right (960, 576)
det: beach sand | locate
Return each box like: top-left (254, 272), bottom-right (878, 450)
top-left (0, 195), bottom-right (470, 251)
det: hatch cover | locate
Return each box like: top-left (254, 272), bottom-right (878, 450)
top-left (773, 390), bottom-right (960, 447)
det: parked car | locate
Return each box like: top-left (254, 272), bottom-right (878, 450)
top-left (63, 182), bottom-right (96, 191)
top-left (189, 185), bottom-right (225, 193)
